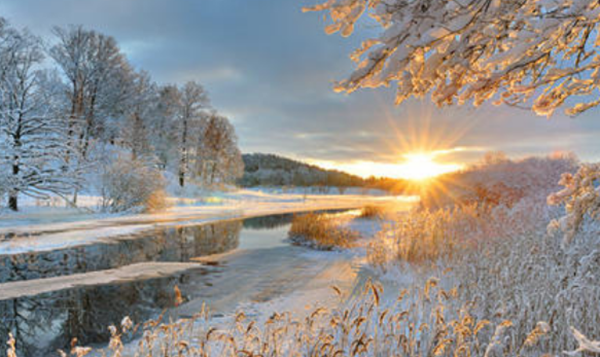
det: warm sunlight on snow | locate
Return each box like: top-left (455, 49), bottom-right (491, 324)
top-left (309, 152), bottom-right (463, 181)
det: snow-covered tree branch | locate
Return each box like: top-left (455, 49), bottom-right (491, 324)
top-left (548, 163), bottom-right (600, 246)
top-left (305, 0), bottom-right (600, 117)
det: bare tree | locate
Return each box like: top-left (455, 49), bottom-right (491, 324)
top-left (196, 113), bottom-right (244, 187)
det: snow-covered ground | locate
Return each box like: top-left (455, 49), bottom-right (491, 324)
top-left (0, 262), bottom-right (202, 300)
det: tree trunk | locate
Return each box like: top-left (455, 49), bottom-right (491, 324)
top-left (179, 116), bottom-right (189, 188)
top-left (80, 86), bottom-right (98, 160)
top-left (210, 161), bottom-right (217, 186)
top-left (8, 195), bottom-right (18, 211)
top-left (179, 170), bottom-right (185, 188)
top-left (8, 162), bottom-right (18, 210)
top-left (10, 133), bottom-right (21, 211)
top-left (65, 84), bottom-right (83, 169)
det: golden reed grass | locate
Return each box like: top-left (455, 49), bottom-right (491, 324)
top-left (357, 205), bottom-right (386, 219)
top-left (288, 212), bottom-right (359, 250)
top-left (21, 278), bottom-right (566, 357)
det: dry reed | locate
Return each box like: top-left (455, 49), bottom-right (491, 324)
top-left (288, 212), bottom-right (359, 250)
top-left (34, 278), bottom-right (584, 357)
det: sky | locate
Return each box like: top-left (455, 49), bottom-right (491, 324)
top-left (2, 0), bottom-right (600, 179)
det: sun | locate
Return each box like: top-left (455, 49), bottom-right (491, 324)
top-left (306, 103), bottom-right (475, 181)
top-left (308, 151), bottom-right (463, 182)
top-left (398, 152), bottom-right (462, 181)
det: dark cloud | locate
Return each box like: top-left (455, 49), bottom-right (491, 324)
top-left (2, 0), bottom-right (600, 166)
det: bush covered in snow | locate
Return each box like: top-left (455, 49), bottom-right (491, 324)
top-left (421, 153), bottom-right (578, 208)
top-left (98, 155), bottom-right (168, 213)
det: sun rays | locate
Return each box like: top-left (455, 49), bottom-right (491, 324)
top-left (308, 100), bottom-right (484, 183)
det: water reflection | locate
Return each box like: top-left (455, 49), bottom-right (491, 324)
top-left (242, 209), bottom-right (354, 231)
top-left (0, 270), bottom-right (201, 356)
top-left (0, 220), bottom-right (244, 356)
top-left (242, 213), bottom-right (294, 230)
top-left (0, 221), bottom-right (242, 283)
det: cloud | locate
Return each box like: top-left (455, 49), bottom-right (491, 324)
top-left (3, 0), bottom-right (600, 166)
top-left (171, 66), bottom-right (245, 86)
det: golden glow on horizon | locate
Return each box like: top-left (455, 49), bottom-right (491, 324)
top-left (305, 99), bottom-right (483, 182)
top-left (399, 152), bottom-right (463, 180)
top-left (310, 151), bottom-right (464, 181)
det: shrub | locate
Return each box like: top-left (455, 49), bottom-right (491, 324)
top-left (144, 188), bottom-right (169, 213)
top-left (547, 163), bottom-right (600, 246)
top-left (358, 205), bottom-right (386, 219)
top-left (421, 154), bottom-right (578, 209)
top-left (99, 155), bottom-right (168, 213)
top-left (288, 212), bottom-right (359, 250)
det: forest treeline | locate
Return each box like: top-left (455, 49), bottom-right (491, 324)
top-left (239, 153), bottom-right (412, 193)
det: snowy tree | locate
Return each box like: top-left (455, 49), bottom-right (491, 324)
top-left (125, 80), bottom-right (216, 189)
top-left (305, 0), bottom-right (600, 117)
top-left (0, 21), bottom-right (80, 211)
top-left (176, 81), bottom-right (210, 187)
top-left (0, 17), bottom-right (242, 210)
top-left (120, 70), bottom-right (157, 160)
top-left (196, 113), bottom-right (244, 187)
top-left (151, 85), bottom-right (181, 170)
top-left (50, 26), bottom-right (132, 160)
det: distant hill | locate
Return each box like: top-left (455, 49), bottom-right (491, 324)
top-left (238, 153), bottom-right (366, 188)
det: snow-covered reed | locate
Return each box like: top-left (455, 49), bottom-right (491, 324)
top-left (357, 205), bottom-right (386, 220)
top-left (33, 279), bottom-right (599, 357)
top-left (365, 154), bottom-right (600, 354)
top-left (288, 212), bottom-right (359, 250)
